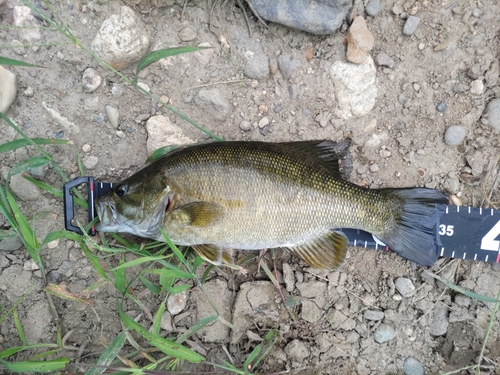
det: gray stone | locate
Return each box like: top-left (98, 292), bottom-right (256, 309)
top-left (247, 0), bottom-right (352, 35)
top-left (83, 156), bottom-right (98, 170)
top-left (329, 56), bottom-right (377, 119)
top-left (167, 290), bottom-right (188, 315)
top-left (178, 27), bottom-right (197, 42)
top-left (296, 281), bottom-right (327, 323)
top-left (403, 357), bottom-right (424, 375)
top-left (9, 173), bottom-right (41, 201)
top-left (365, 0), bottom-right (381, 16)
top-left (82, 68), bottom-right (102, 93)
top-left (193, 42), bottom-right (214, 66)
top-left (0, 66), bottom-right (17, 113)
top-left (239, 120), bottom-right (252, 131)
top-left (0, 234), bottom-right (23, 251)
top-left (430, 305), bottom-right (449, 336)
top-left (285, 339), bottom-right (310, 362)
top-left (282, 263), bottom-right (295, 292)
top-left (395, 277), bottom-right (415, 297)
top-left (375, 53), bottom-right (395, 68)
top-left (483, 98), bottom-right (500, 131)
top-left (160, 311), bottom-right (173, 331)
top-left (436, 102), bottom-right (447, 112)
top-left (91, 6), bottom-right (150, 70)
top-left (485, 59), bottom-right (499, 88)
top-left (105, 105), bottom-right (120, 128)
top-left (13, 6), bottom-right (41, 42)
top-left (194, 88), bottom-right (231, 120)
top-left (374, 323), bottom-right (396, 343)
top-left (453, 83), bottom-right (466, 93)
top-left (403, 16), bottom-right (420, 36)
top-left (243, 51), bottom-right (269, 80)
top-left (146, 115), bottom-right (194, 155)
top-left (327, 309), bottom-right (356, 330)
top-left (0, 265), bottom-right (32, 299)
top-left (444, 125), bottom-right (466, 145)
top-left (364, 309), bottom-right (384, 321)
top-left (278, 54), bottom-right (301, 80)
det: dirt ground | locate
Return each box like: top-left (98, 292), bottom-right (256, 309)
top-left (1, 0), bottom-right (500, 374)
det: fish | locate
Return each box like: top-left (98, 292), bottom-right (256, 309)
top-left (95, 140), bottom-right (448, 269)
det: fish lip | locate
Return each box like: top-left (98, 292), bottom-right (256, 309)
top-left (95, 201), bottom-right (118, 230)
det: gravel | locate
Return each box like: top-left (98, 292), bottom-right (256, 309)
top-left (403, 357), bottom-right (425, 375)
top-left (395, 277), bottom-right (416, 297)
top-left (374, 323), bottom-right (396, 343)
top-left (444, 125), bottom-right (466, 145)
top-left (365, 0), bottom-right (381, 16)
top-left (403, 16), bottom-right (420, 36)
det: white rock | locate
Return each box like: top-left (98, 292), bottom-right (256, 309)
top-left (82, 68), bottom-right (102, 93)
top-left (13, 6), bottom-right (41, 42)
top-left (146, 115), bottom-right (194, 155)
top-left (258, 117), bottom-right (269, 128)
top-left (0, 66), bottom-right (17, 113)
top-left (91, 6), bottom-right (150, 70)
top-left (167, 290), bottom-right (188, 315)
top-left (83, 156), bottom-right (99, 170)
top-left (470, 79), bottom-right (484, 95)
top-left (160, 311), bottom-right (173, 331)
top-left (329, 56), bottom-right (377, 119)
top-left (23, 259), bottom-right (40, 271)
top-left (42, 102), bottom-right (80, 133)
top-left (282, 263), bottom-right (295, 292)
top-left (105, 106), bottom-right (120, 128)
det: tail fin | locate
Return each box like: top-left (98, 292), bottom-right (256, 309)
top-left (380, 188), bottom-right (448, 266)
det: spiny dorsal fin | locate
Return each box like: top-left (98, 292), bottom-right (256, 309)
top-left (277, 139), bottom-right (351, 178)
top-left (173, 202), bottom-right (224, 227)
top-left (192, 244), bottom-right (233, 265)
top-left (286, 230), bottom-right (348, 270)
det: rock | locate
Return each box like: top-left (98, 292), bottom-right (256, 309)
top-left (374, 323), bottom-right (396, 343)
top-left (375, 53), bottom-right (394, 68)
top-left (0, 66), bottom-right (17, 113)
top-left (485, 59), bottom-right (499, 88)
top-left (483, 98), bottom-right (500, 131)
top-left (9, 173), bottom-right (41, 201)
top-left (193, 279), bottom-right (233, 342)
top-left (277, 54), bottom-right (301, 80)
top-left (430, 305), bottom-right (449, 336)
top-left (178, 27), bottom-right (197, 42)
top-left (453, 83), bottom-right (466, 93)
top-left (239, 120), bottom-right (252, 131)
top-left (160, 311), bottom-right (173, 331)
top-left (0, 265), bottom-right (32, 299)
top-left (444, 125), bottom-right (466, 145)
top-left (395, 277), bottom-right (415, 297)
top-left (436, 102), bottom-right (447, 112)
top-left (231, 281), bottom-right (280, 344)
top-left (365, 0), bottom-right (381, 16)
top-left (329, 56), bottom-right (377, 119)
top-left (194, 88), bottom-right (231, 120)
top-left (0, 234), bottom-right (24, 251)
top-left (23, 259), bottom-right (39, 271)
top-left (282, 263), bottom-right (295, 292)
top-left (470, 79), bottom-right (484, 95)
top-left (258, 117), bottom-right (269, 128)
top-left (83, 156), bottom-right (99, 170)
top-left (42, 102), bottom-right (80, 134)
top-left (167, 290), bottom-right (188, 315)
top-left (243, 51), bottom-right (270, 80)
top-left (296, 281), bottom-right (327, 323)
top-left (13, 6), bottom-right (41, 42)
top-left (105, 105), bottom-right (120, 128)
top-left (146, 115), bottom-right (194, 155)
top-left (346, 16), bottom-right (374, 64)
top-left (403, 357), bottom-right (424, 375)
top-left (403, 16), bottom-right (420, 36)
top-left (285, 339), bottom-right (310, 363)
top-left (82, 68), bottom-right (102, 93)
top-left (91, 6), bottom-right (150, 70)
top-left (327, 309), bottom-right (356, 330)
top-left (246, 0), bottom-right (352, 35)
top-left (364, 309), bottom-right (384, 321)
top-left (193, 43), bottom-right (214, 66)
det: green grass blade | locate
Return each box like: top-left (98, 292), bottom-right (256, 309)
top-left (7, 157), bottom-right (50, 181)
top-left (84, 330), bottom-right (127, 375)
top-left (6, 191), bottom-right (39, 259)
top-left (111, 256), bottom-right (168, 271)
top-left (114, 256), bottom-right (127, 294)
top-left (243, 329), bottom-right (277, 372)
top-left (0, 358), bottom-right (69, 373)
top-left (139, 274), bottom-right (162, 295)
top-left (43, 230), bottom-right (83, 245)
top-left (152, 302), bottom-right (166, 335)
top-left (0, 56), bottom-right (43, 68)
top-left (21, 176), bottom-right (88, 209)
top-left (81, 244), bottom-right (109, 280)
top-left (164, 284), bottom-right (192, 294)
top-left (13, 309), bottom-right (28, 346)
top-left (146, 144), bottom-right (199, 162)
top-left (146, 268), bottom-right (194, 279)
top-left (160, 230), bottom-right (191, 271)
top-left (175, 315), bottom-right (217, 344)
top-left (0, 138), bottom-right (68, 153)
top-left (0, 344), bottom-right (58, 359)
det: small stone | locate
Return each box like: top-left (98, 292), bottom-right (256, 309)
top-left (160, 311), bottom-right (173, 331)
top-left (239, 120), bottom-right (252, 131)
top-left (282, 263), bottom-right (295, 292)
top-left (365, 0), bottom-right (381, 16)
top-left (146, 115), bottom-right (193, 155)
top-left (483, 98), bottom-right (500, 131)
top-left (470, 79), bottom-right (484, 95)
top-left (13, 6), bottom-right (41, 42)
top-left (444, 125), bottom-right (466, 145)
top-left (243, 51), bottom-right (269, 80)
top-left (258, 104), bottom-right (268, 113)
top-left (453, 83), bottom-right (465, 93)
top-left (178, 27), bottom-right (197, 42)
top-left (413, 83), bottom-right (420, 91)
top-left (277, 54), bottom-right (301, 80)
top-left (9, 173), bottom-right (41, 201)
top-left (403, 357), bottom-right (425, 375)
top-left (364, 309), bottom-right (384, 321)
top-left (370, 164), bottom-right (379, 172)
top-left (167, 290), bottom-right (188, 315)
top-left (288, 84), bottom-right (299, 100)
top-left (374, 323), bottom-right (396, 343)
top-left (0, 66), bottom-right (17, 113)
top-left (285, 339), bottom-right (309, 363)
top-left (395, 277), bottom-right (415, 297)
top-left (258, 117), bottom-right (269, 128)
top-left (23, 259), bottom-right (40, 271)
top-left (24, 87), bottom-right (34, 97)
top-left (194, 88), bottom-right (231, 120)
top-left (375, 53), bottom-right (395, 69)
top-left (403, 16), bottom-right (420, 36)
top-left (115, 130), bottom-right (126, 139)
top-left (105, 106), bottom-right (120, 128)
top-left (83, 156), bottom-right (99, 170)
top-left (346, 16), bottom-right (374, 64)
top-left (430, 305), bottom-right (449, 336)
top-left (436, 102), bottom-right (447, 112)
top-left (472, 8), bottom-right (482, 17)
top-left (0, 235), bottom-right (24, 251)
top-left (82, 68), bottom-right (102, 93)
top-left (379, 150), bottom-right (392, 158)
top-left (137, 82), bottom-right (150, 93)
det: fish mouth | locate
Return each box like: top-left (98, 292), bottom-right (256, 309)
top-left (95, 201), bottom-right (119, 232)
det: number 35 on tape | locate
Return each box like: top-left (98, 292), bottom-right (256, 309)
top-left (439, 205), bottom-right (500, 263)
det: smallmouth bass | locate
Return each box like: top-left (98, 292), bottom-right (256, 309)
top-left (95, 140), bottom-right (448, 269)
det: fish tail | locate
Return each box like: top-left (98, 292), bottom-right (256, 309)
top-left (379, 188), bottom-right (448, 266)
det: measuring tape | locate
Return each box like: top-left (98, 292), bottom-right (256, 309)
top-left (63, 177), bottom-right (500, 264)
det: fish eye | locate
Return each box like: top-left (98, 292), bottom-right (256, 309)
top-left (115, 184), bottom-right (127, 197)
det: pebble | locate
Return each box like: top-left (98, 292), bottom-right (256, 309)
top-left (24, 86), bottom-right (34, 97)
top-left (160, 311), bottom-right (173, 331)
top-left (91, 6), bottom-right (150, 70)
top-left (258, 117), bottom-right (269, 129)
top-left (82, 68), bottom-right (102, 93)
top-left (472, 8), bottom-right (482, 18)
top-left (13, 6), bottom-right (41, 42)
top-left (375, 53), bottom-right (395, 69)
top-left (370, 164), bottom-right (379, 172)
top-left (285, 339), bottom-right (310, 362)
top-left (277, 54), bottom-right (301, 80)
top-left (365, 0), bottom-right (381, 16)
top-left (282, 263), bottom-right (295, 292)
top-left (453, 83), bottom-right (465, 93)
top-left (23, 259), bottom-right (40, 271)
top-left (374, 323), bottom-right (396, 343)
top-left (167, 290), bottom-right (188, 315)
top-left (146, 115), bottom-right (194, 155)
top-left (364, 309), bottom-right (384, 321)
top-left (483, 98), bottom-right (500, 131)
top-left (403, 16), bottom-right (420, 36)
top-left (0, 66), bottom-right (17, 113)
top-left (436, 102), bottom-right (447, 112)
top-left (470, 79), bottom-right (484, 95)
top-left (137, 82), bottom-right (150, 93)
top-left (178, 27), bottom-right (197, 42)
top-left (403, 357), bottom-right (425, 375)
top-left (288, 84), bottom-right (299, 100)
top-left (83, 156), bottom-right (99, 170)
top-left (105, 105), bottom-right (120, 128)
top-left (430, 305), bottom-right (449, 336)
top-left (346, 16), bottom-right (374, 64)
top-left (0, 235), bottom-right (23, 251)
top-left (194, 88), bottom-right (231, 120)
top-left (115, 130), bottom-right (126, 139)
top-left (243, 51), bottom-right (269, 80)
top-left (258, 104), bottom-right (268, 113)
top-left (9, 173), bottom-right (41, 201)
top-left (395, 277), bottom-right (415, 297)
top-left (239, 120), bottom-right (252, 131)
top-left (444, 125), bottom-right (466, 145)
top-left (246, 0), bottom-right (350, 35)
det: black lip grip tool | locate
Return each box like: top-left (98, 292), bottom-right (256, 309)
top-left (63, 177), bottom-right (114, 235)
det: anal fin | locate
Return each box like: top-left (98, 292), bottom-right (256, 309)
top-left (192, 244), bottom-right (233, 266)
top-left (286, 230), bottom-right (348, 270)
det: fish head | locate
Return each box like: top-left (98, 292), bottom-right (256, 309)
top-left (95, 172), bottom-right (173, 239)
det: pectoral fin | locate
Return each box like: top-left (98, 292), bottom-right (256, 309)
top-left (286, 230), bottom-right (348, 270)
top-left (192, 244), bottom-right (233, 265)
top-left (172, 202), bottom-right (223, 227)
